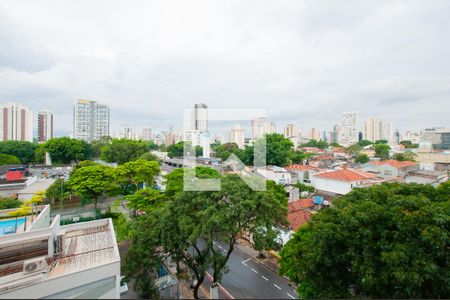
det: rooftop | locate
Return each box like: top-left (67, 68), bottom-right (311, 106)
top-left (17, 179), bottom-right (55, 195)
top-left (314, 168), bottom-right (377, 182)
top-left (285, 164), bottom-right (319, 171)
top-left (287, 199), bottom-right (314, 231)
top-left (370, 160), bottom-right (416, 168)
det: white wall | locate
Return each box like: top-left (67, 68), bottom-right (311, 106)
top-left (314, 177), bottom-right (353, 195)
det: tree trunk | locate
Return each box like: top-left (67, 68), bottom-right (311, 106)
top-left (193, 276), bottom-right (204, 299)
top-left (94, 195), bottom-right (98, 209)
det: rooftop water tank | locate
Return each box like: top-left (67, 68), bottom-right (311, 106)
top-left (313, 196), bottom-right (324, 205)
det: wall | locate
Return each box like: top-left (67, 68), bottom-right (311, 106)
top-left (28, 205), bottom-right (51, 232)
top-left (314, 177), bottom-right (352, 195)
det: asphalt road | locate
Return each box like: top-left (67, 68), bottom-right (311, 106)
top-left (212, 242), bottom-right (298, 299)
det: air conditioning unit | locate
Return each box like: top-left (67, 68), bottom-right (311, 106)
top-left (23, 257), bottom-right (48, 274)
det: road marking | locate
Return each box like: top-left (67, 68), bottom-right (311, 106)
top-left (287, 292), bottom-right (295, 299)
top-left (273, 283), bottom-right (281, 290)
top-left (223, 249), bottom-right (227, 253)
top-left (251, 268), bottom-right (258, 273)
top-left (241, 258), bottom-right (251, 266)
top-left (262, 276), bottom-right (269, 281)
top-left (218, 245), bottom-right (222, 249)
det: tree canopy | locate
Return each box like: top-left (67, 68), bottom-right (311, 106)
top-left (280, 182), bottom-right (450, 299)
top-left (265, 133), bottom-right (294, 166)
top-left (0, 141), bottom-right (37, 164)
top-left (115, 159), bottom-right (160, 193)
top-left (355, 153), bottom-right (370, 164)
top-left (374, 143), bottom-right (391, 161)
top-left (0, 153), bottom-right (21, 165)
top-left (167, 141), bottom-right (202, 158)
top-left (125, 169), bottom-right (288, 298)
top-left (100, 138), bottom-right (149, 164)
top-left (43, 137), bottom-right (92, 164)
top-left (68, 164), bottom-right (117, 208)
top-left (393, 152), bottom-right (416, 162)
top-left (300, 139), bottom-right (329, 149)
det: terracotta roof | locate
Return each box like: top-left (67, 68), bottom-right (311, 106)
top-left (312, 155), bottom-right (333, 161)
top-left (288, 207), bottom-right (313, 231)
top-left (370, 160), bottom-right (416, 168)
top-left (285, 164), bottom-right (318, 171)
top-left (314, 168), bottom-right (376, 182)
top-left (288, 198), bottom-right (314, 211)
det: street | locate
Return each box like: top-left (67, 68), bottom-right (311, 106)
top-left (211, 241), bottom-right (298, 299)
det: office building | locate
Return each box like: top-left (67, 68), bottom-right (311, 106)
top-left (251, 118), bottom-right (275, 140)
top-left (73, 99), bottom-right (110, 142)
top-left (230, 124), bottom-right (245, 149)
top-left (422, 127), bottom-right (450, 150)
top-left (340, 112), bottom-right (358, 146)
top-left (37, 110), bottom-right (53, 143)
top-left (0, 103), bottom-right (33, 142)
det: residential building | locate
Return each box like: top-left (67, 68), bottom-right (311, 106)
top-left (287, 198), bottom-right (314, 232)
top-left (73, 99), bottom-right (110, 142)
top-left (381, 122), bottom-right (393, 142)
top-left (0, 206), bottom-right (121, 298)
top-left (362, 160), bottom-right (418, 179)
top-left (364, 117), bottom-right (381, 142)
top-left (251, 117), bottom-right (275, 140)
top-left (141, 128), bottom-right (152, 141)
top-left (309, 128), bottom-right (319, 140)
top-left (340, 112), bottom-right (358, 146)
top-left (313, 165), bottom-right (382, 195)
top-left (284, 124), bottom-right (297, 139)
top-left (285, 164), bottom-right (321, 186)
top-left (0, 103), bottom-right (33, 142)
top-left (122, 127), bottom-right (138, 140)
top-left (230, 124), bottom-right (245, 149)
top-left (330, 124), bottom-right (341, 144)
top-left (255, 166), bottom-right (291, 185)
top-left (37, 110), bottom-right (53, 143)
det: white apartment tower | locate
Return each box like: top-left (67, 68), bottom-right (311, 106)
top-left (364, 117), bottom-right (381, 142)
top-left (340, 112), bottom-right (358, 146)
top-left (141, 128), bottom-right (152, 141)
top-left (193, 103), bottom-right (208, 133)
top-left (0, 103), bottom-right (33, 142)
top-left (230, 124), bottom-right (245, 149)
top-left (73, 99), bottom-right (110, 142)
top-left (37, 110), bottom-right (53, 143)
top-left (251, 117), bottom-right (276, 140)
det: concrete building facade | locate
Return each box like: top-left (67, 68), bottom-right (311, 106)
top-left (73, 99), bottom-right (110, 142)
top-left (0, 103), bottom-right (33, 142)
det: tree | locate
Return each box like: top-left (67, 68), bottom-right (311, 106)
top-left (0, 198), bottom-right (21, 209)
top-left (163, 166), bottom-right (221, 198)
top-left (375, 143), bottom-right (391, 161)
top-left (90, 136), bottom-right (112, 158)
top-left (0, 153), bottom-right (20, 165)
top-left (280, 183), bottom-right (450, 299)
top-left (100, 138), bottom-right (149, 164)
top-left (330, 142), bottom-right (342, 147)
top-left (400, 140), bottom-right (419, 149)
top-left (355, 153), bottom-right (370, 164)
top-left (34, 145), bottom-right (46, 164)
top-left (358, 140), bottom-right (373, 147)
top-left (68, 164), bottom-right (117, 208)
top-left (115, 159), bottom-right (160, 193)
top-left (393, 152), bottom-right (416, 162)
top-left (375, 139), bottom-right (388, 144)
top-left (294, 182), bottom-right (315, 193)
top-left (46, 178), bottom-right (70, 203)
top-left (346, 143), bottom-right (363, 155)
top-left (126, 170), bottom-right (288, 298)
top-left (0, 141), bottom-right (37, 164)
top-left (43, 137), bottom-right (92, 164)
top-left (139, 152), bottom-right (160, 162)
top-left (147, 140), bottom-right (159, 150)
top-left (167, 141), bottom-right (203, 158)
top-left (124, 188), bottom-right (165, 213)
top-left (265, 133), bottom-right (294, 166)
top-left (289, 151), bottom-right (309, 165)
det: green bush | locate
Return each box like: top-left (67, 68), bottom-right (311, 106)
top-left (0, 198), bottom-right (22, 209)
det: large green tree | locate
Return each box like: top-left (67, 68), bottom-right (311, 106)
top-left (46, 178), bottom-right (70, 203)
top-left (265, 133), bottom-right (294, 166)
top-left (115, 159), bottom-right (160, 193)
top-left (374, 143), bottom-right (391, 161)
top-left (0, 153), bottom-right (20, 165)
top-left (124, 188), bottom-right (165, 213)
top-left (90, 136), bottom-right (112, 158)
top-left (0, 141), bottom-right (37, 164)
top-left (43, 137), bottom-right (92, 164)
top-left (300, 139), bottom-right (329, 150)
top-left (68, 164), bottom-right (117, 208)
top-left (355, 153), bottom-right (370, 164)
top-left (280, 182), bottom-right (450, 299)
top-left (167, 141), bottom-right (202, 158)
top-left (100, 138), bottom-right (149, 164)
top-left (125, 169), bottom-right (288, 298)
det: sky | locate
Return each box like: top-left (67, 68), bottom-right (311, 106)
top-left (0, 0), bottom-right (449, 137)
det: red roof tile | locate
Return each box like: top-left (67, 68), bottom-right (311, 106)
top-left (288, 198), bottom-right (314, 211)
top-left (370, 160), bottom-right (416, 168)
top-left (314, 169), bottom-right (376, 182)
top-left (312, 155), bottom-right (333, 161)
top-left (288, 208), bottom-right (313, 231)
top-left (285, 164), bottom-right (318, 171)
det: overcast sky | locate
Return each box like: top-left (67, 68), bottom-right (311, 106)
top-left (0, 0), bottom-right (449, 137)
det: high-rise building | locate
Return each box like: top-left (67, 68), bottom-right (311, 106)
top-left (141, 128), bottom-right (152, 141)
top-left (284, 124), bottom-right (297, 139)
top-left (364, 117), bottom-right (381, 142)
top-left (122, 127), bottom-right (138, 140)
top-left (37, 110), bottom-right (53, 143)
top-left (230, 124), bottom-right (245, 149)
top-left (381, 122), bottom-right (393, 142)
top-left (340, 112), bottom-right (358, 146)
top-left (330, 124), bottom-right (341, 144)
top-left (310, 128), bottom-right (319, 140)
top-left (73, 99), bottom-right (110, 142)
top-left (193, 103), bottom-right (208, 133)
top-left (251, 118), bottom-right (275, 140)
top-left (0, 103), bottom-right (33, 142)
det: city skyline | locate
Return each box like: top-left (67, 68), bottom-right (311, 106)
top-left (1, 1), bottom-right (449, 136)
